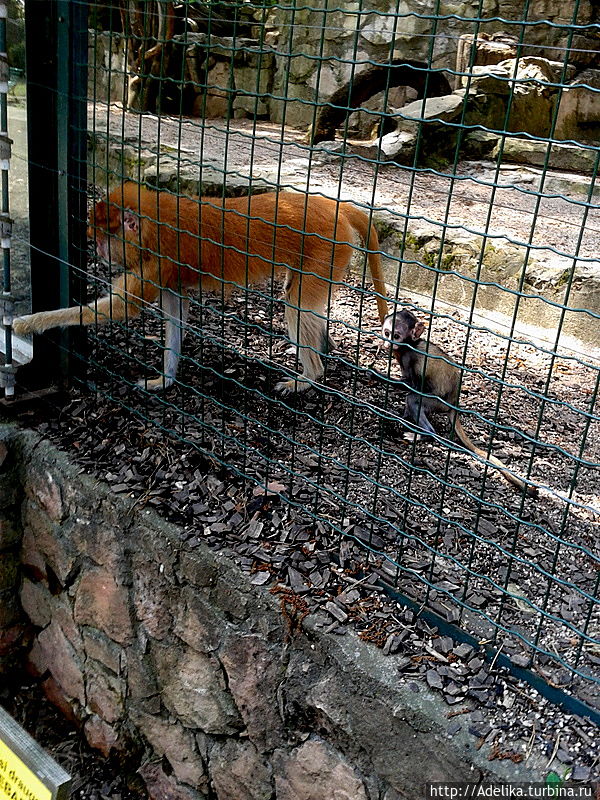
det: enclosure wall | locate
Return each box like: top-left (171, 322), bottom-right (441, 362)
top-left (0, 426), bottom-right (547, 798)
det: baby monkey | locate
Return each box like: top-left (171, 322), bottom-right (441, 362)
top-left (382, 309), bottom-right (538, 498)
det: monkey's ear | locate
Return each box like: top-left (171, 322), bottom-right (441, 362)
top-left (123, 209), bottom-right (139, 233)
top-left (412, 321), bottom-right (425, 339)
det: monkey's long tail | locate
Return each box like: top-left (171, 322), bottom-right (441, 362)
top-left (342, 204), bottom-right (389, 323)
top-left (452, 416), bottom-right (538, 498)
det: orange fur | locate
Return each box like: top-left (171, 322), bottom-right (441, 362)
top-left (14, 184), bottom-right (389, 392)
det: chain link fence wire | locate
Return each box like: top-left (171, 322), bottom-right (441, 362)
top-left (15, 0), bottom-right (600, 720)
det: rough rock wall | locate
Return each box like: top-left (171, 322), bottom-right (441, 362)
top-left (0, 426), bottom-right (542, 799)
top-left (268, 0), bottom-right (596, 127)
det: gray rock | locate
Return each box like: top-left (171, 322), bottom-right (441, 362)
top-left (496, 138), bottom-right (599, 174)
top-left (210, 740), bottom-right (273, 800)
top-left (154, 644), bottom-right (244, 734)
top-left (395, 92), bottom-right (465, 133)
top-left (555, 68), bottom-right (600, 142)
top-left (274, 738), bottom-right (368, 800)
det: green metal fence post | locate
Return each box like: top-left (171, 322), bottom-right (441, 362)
top-left (21, 0), bottom-right (88, 391)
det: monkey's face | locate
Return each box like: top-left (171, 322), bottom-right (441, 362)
top-left (382, 310), bottom-right (421, 350)
top-left (88, 198), bottom-right (140, 267)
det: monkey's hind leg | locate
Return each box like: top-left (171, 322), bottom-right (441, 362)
top-left (275, 276), bottom-right (327, 395)
top-left (138, 291), bottom-right (190, 392)
top-left (404, 393), bottom-right (437, 441)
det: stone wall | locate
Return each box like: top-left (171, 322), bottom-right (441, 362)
top-left (88, 0), bottom-right (597, 130)
top-left (0, 439), bottom-right (27, 674)
top-left (267, 0), bottom-right (597, 128)
top-left (0, 425), bottom-right (544, 799)
top-left (89, 31), bottom-right (129, 106)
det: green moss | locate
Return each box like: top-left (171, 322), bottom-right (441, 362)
top-left (404, 232), bottom-right (421, 251)
top-left (554, 269), bottom-right (571, 289)
top-left (422, 249), bottom-right (456, 272)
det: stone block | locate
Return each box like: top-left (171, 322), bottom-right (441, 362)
top-left (496, 138), bottom-right (599, 174)
top-left (88, 31), bottom-right (128, 105)
top-left (127, 650), bottom-right (159, 701)
top-left (74, 568), bottom-right (133, 645)
top-left (69, 517), bottom-right (126, 577)
top-left (274, 739), bottom-right (368, 800)
top-left (173, 587), bottom-right (222, 654)
top-left (24, 467), bottom-right (64, 522)
top-left (26, 639), bottom-right (48, 678)
top-left (42, 676), bottom-right (80, 725)
top-left (201, 62), bottom-right (232, 119)
top-left (83, 628), bottom-right (125, 675)
top-left (395, 92), bottom-right (465, 132)
top-left (178, 550), bottom-right (219, 589)
top-left (153, 642), bottom-right (243, 734)
top-left (20, 526), bottom-right (47, 582)
top-left (132, 557), bottom-right (174, 640)
top-left (52, 599), bottom-right (83, 651)
top-left (461, 131), bottom-right (499, 160)
top-left (212, 571), bottom-right (250, 622)
top-left (220, 636), bottom-right (286, 752)
top-left (555, 68), bottom-right (600, 141)
top-left (139, 763), bottom-right (207, 800)
top-left (21, 500), bottom-right (74, 584)
top-left (233, 56), bottom-right (273, 117)
top-left (83, 714), bottom-right (120, 758)
top-left (20, 578), bottom-right (53, 628)
top-left (86, 666), bottom-right (126, 724)
top-left (38, 620), bottom-right (85, 704)
top-left (210, 740), bottom-right (273, 800)
top-left (134, 711), bottom-right (208, 789)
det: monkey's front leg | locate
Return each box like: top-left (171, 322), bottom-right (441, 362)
top-left (13, 273), bottom-right (153, 337)
top-left (138, 291), bottom-right (190, 392)
top-left (13, 303), bottom-right (103, 336)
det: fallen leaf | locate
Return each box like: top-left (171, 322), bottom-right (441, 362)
top-left (253, 481), bottom-right (287, 497)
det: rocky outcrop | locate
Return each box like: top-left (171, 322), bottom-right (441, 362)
top-left (376, 213), bottom-right (600, 347)
top-left (555, 68), bottom-right (600, 144)
top-left (269, 0), bottom-right (596, 129)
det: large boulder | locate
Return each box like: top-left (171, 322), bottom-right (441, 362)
top-left (495, 138), bottom-right (598, 174)
top-left (555, 68), bottom-right (600, 143)
top-left (468, 57), bottom-right (577, 137)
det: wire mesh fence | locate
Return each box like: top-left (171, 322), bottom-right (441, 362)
top-left (9, 0), bottom-right (600, 719)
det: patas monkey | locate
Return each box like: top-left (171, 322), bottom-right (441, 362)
top-left (14, 183), bottom-right (389, 393)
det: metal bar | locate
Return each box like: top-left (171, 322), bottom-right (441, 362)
top-left (20, 0), bottom-right (88, 392)
top-left (0, 0), bottom-right (14, 396)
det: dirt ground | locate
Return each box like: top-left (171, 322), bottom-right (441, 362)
top-left (94, 110), bottom-right (600, 263)
top-left (0, 678), bottom-right (147, 799)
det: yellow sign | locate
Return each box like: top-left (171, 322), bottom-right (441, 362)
top-left (0, 737), bottom-right (52, 800)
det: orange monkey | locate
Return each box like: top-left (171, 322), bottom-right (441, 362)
top-left (14, 184), bottom-right (389, 393)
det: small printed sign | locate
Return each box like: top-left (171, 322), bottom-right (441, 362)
top-left (0, 706), bottom-right (71, 800)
